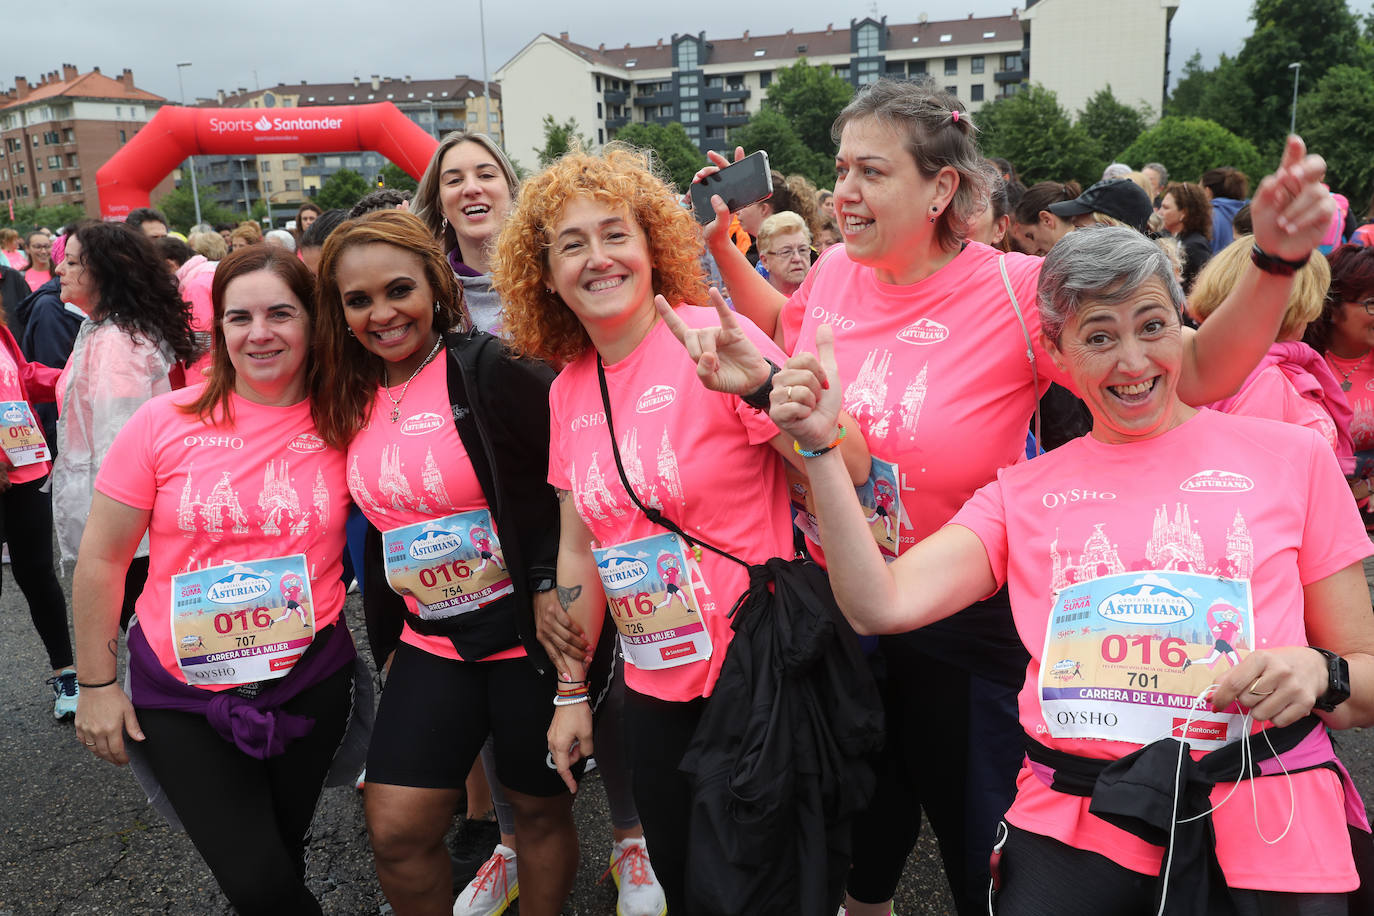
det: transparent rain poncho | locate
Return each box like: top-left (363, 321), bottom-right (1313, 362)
top-left (51, 320), bottom-right (175, 565)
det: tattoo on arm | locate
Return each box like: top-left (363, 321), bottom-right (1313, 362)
top-left (557, 584), bottom-right (582, 611)
top-left (107, 638), bottom-right (119, 660)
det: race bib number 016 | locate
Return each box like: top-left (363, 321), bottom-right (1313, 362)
top-left (1039, 570), bottom-right (1254, 750)
top-left (593, 532), bottom-right (712, 671)
top-left (382, 510), bottom-right (514, 620)
top-left (170, 555), bottom-right (315, 686)
top-left (0, 400), bottom-right (49, 466)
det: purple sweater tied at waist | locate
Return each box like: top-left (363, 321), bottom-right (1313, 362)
top-left (127, 617), bottom-right (355, 759)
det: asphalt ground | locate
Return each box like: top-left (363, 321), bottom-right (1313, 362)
top-left (4, 558), bottom-right (1374, 915)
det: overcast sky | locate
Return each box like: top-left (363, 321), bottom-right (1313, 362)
top-left (12, 0), bottom-right (1372, 103)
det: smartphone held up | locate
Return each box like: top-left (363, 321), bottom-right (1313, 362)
top-left (690, 150), bottom-right (773, 225)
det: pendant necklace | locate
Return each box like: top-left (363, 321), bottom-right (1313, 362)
top-left (383, 337), bottom-right (445, 422)
top-left (1339, 352), bottom-right (1369, 392)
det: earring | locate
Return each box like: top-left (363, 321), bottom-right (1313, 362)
top-left (441, 216), bottom-right (449, 232)
top-left (346, 327), bottom-right (355, 337)
top-left (433, 301), bottom-right (441, 315)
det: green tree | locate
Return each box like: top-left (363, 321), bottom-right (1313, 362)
top-left (1118, 117), bottom-right (1266, 187)
top-left (316, 168), bottom-right (370, 211)
top-left (379, 162), bottom-right (419, 192)
top-left (974, 85), bottom-right (1099, 186)
top-left (0, 202), bottom-right (87, 236)
top-left (1166, 52), bottom-right (1210, 118)
top-left (538, 115), bottom-right (591, 168)
top-left (1232, 0), bottom-right (1364, 149)
top-left (612, 122), bottom-right (705, 193)
top-left (728, 109), bottom-right (832, 189)
top-left (1296, 64), bottom-right (1374, 215)
top-left (761, 59), bottom-right (854, 160)
top-left (1077, 85), bottom-right (1148, 173)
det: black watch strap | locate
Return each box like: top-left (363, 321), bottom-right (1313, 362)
top-left (531, 575), bottom-right (556, 593)
top-left (1250, 244), bottom-right (1310, 277)
top-left (1312, 647), bottom-right (1351, 712)
top-left (740, 360), bottom-right (780, 411)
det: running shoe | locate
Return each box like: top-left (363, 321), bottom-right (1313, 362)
top-left (605, 837), bottom-right (666, 916)
top-left (452, 844), bottom-right (517, 916)
top-left (49, 669), bottom-right (78, 720)
top-left (354, 767), bottom-right (366, 792)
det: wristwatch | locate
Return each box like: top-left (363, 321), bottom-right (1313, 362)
top-left (1250, 243), bottom-right (1310, 277)
top-left (1311, 647), bottom-right (1351, 712)
top-left (740, 359), bottom-right (780, 411)
top-left (531, 575), bottom-right (556, 593)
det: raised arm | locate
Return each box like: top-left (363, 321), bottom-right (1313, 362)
top-left (771, 326), bottom-right (996, 634)
top-left (73, 492), bottom-right (151, 765)
top-left (1177, 136), bottom-right (1336, 405)
top-left (695, 148), bottom-right (789, 340)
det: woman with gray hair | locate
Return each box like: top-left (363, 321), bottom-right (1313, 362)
top-left (770, 219), bottom-right (1374, 914)
top-left (693, 74), bottom-right (1340, 913)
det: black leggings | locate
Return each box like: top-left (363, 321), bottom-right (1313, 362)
top-left (623, 688), bottom-right (707, 916)
top-left (996, 825), bottom-right (1348, 916)
top-left (1, 476), bottom-right (72, 670)
top-left (136, 664), bottom-right (354, 916)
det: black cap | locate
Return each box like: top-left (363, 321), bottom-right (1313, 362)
top-left (1048, 179), bottom-right (1153, 234)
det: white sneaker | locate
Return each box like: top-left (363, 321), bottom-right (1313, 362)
top-left (607, 837), bottom-right (666, 916)
top-left (453, 844), bottom-right (518, 916)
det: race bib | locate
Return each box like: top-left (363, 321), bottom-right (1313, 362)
top-left (1040, 570), bottom-right (1254, 750)
top-left (857, 457), bottom-right (902, 558)
top-left (382, 510), bottom-right (514, 620)
top-left (170, 555), bottom-right (315, 686)
top-left (0, 400), bottom-right (49, 467)
top-left (593, 532), bottom-right (712, 671)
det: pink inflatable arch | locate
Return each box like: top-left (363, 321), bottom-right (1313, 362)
top-left (95, 102), bottom-right (439, 220)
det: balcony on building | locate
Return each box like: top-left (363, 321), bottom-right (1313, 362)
top-left (604, 89), bottom-right (628, 106)
top-left (633, 89), bottom-right (675, 107)
top-left (605, 114), bottom-right (630, 129)
top-left (994, 68), bottom-right (1026, 83)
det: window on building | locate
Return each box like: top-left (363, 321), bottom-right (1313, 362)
top-left (325, 155), bottom-right (342, 167)
top-left (15, 161), bottom-right (24, 174)
top-left (857, 22), bottom-right (880, 56)
top-left (39, 182), bottom-right (45, 195)
top-left (679, 78), bottom-right (699, 98)
top-left (706, 100), bottom-right (723, 114)
top-left (677, 39), bottom-right (699, 70)
top-left (706, 75), bottom-right (723, 89)
top-left (597, 102), bottom-right (603, 118)
top-left (660, 105), bottom-right (673, 118)
top-left (260, 161), bottom-right (271, 172)
top-left (887, 60), bottom-right (907, 75)
top-left (31, 135), bottom-right (39, 147)
top-left (759, 71), bottom-right (772, 88)
top-left (63, 128), bottom-right (74, 142)
top-left (945, 58), bottom-right (958, 76)
top-left (73, 177), bottom-right (81, 190)
top-left (971, 56), bottom-right (985, 74)
top-left (283, 159), bottom-right (298, 170)
top-left (115, 106), bottom-right (122, 119)
top-left (263, 180), bottom-right (273, 192)
top-left (285, 179), bottom-right (300, 191)
top-left (52, 179), bottom-right (65, 193)
top-left (598, 128), bottom-right (605, 145)
top-left (857, 60), bottom-right (882, 85)
top-left (945, 85), bottom-right (958, 96)
top-left (47, 155), bottom-right (60, 168)
top-left (833, 66), bottom-right (850, 81)
top-left (681, 100), bottom-right (700, 123)
top-left (34, 160), bottom-right (42, 171)
top-left (971, 84), bottom-right (985, 102)
top-left (596, 75), bottom-right (602, 92)
top-left (726, 75), bottom-right (746, 91)
top-left (1003, 53), bottom-right (1022, 71)
top-left (119, 130), bottom-right (126, 143)
top-left (67, 153), bottom-right (78, 168)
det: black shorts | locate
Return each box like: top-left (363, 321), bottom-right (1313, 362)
top-left (365, 643), bottom-right (576, 797)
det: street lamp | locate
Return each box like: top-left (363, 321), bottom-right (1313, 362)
top-left (1288, 62), bottom-right (1301, 135)
top-left (176, 62), bottom-right (202, 226)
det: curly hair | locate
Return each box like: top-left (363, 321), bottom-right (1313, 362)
top-left (1304, 244), bottom-right (1374, 355)
top-left (767, 171), bottom-right (823, 242)
top-left (411, 132), bottom-right (520, 259)
top-left (313, 209), bottom-right (472, 449)
top-left (493, 144), bottom-right (708, 366)
top-left (1163, 182), bottom-right (1212, 240)
top-left (183, 245), bottom-right (321, 426)
top-left (73, 221), bottom-right (195, 362)
top-left (834, 77), bottom-right (989, 253)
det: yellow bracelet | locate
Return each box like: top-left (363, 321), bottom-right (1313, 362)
top-left (793, 425), bottom-right (847, 458)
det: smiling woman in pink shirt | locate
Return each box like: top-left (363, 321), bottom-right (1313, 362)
top-left (72, 245), bottom-right (359, 915)
top-left (699, 77), bottom-right (1346, 916)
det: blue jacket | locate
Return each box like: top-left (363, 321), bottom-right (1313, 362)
top-left (1210, 198), bottom-right (1247, 254)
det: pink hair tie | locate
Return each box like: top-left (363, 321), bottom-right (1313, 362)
top-left (951, 110), bottom-right (961, 123)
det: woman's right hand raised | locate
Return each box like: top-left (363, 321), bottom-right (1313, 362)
top-left (770, 324), bottom-right (845, 452)
top-left (693, 147), bottom-right (747, 251)
top-left (75, 684), bottom-right (144, 767)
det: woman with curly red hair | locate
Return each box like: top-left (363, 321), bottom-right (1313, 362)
top-left (493, 145), bottom-right (868, 914)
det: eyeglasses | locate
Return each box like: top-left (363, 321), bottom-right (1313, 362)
top-left (765, 245), bottom-right (810, 261)
top-left (1357, 299), bottom-right (1374, 315)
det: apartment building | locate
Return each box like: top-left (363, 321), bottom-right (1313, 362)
top-left (496, 4), bottom-right (1178, 165)
top-left (0, 64), bottom-right (171, 218)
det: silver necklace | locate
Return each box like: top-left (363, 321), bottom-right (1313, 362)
top-left (1338, 352), bottom-right (1370, 392)
top-left (383, 337), bottom-right (444, 422)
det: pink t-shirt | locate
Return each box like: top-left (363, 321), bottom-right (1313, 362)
top-left (1224, 364), bottom-right (1340, 450)
top-left (952, 409), bottom-right (1371, 891)
top-left (24, 268), bottom-right (50, 292)
top-left (547, 308), bottom-right (793, 701)
top-left (177, 259), bottom-right (217, 380)
top-left (1325, 351), bottom-right (1374, 451)
top-left (96, 385), bottom-right (350, 688)
top-left (346, 356), bottom-right (523, 663)
top-left (782, 241), bottom-right (1059, 552)
top-left (0, 338), bottom-right (51, 485)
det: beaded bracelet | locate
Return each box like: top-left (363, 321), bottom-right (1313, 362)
top-left (793, 425), bottom-right (848, 459)
top-left (552, 693), bottom-right (590, 707)
top-left (77, 677), bottom-right (118, 689)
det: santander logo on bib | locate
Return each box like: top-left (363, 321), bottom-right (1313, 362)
top-left (896, 318), bottom-right (949, 345)
top-left (287, 433), bottom-right (326, 454)
top-left (636, 385), bottom-right (676, 413)
top-left (1179, 470), bottom-right (1254, 493)
top-left (400, 412), bottom-right (446, 436)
